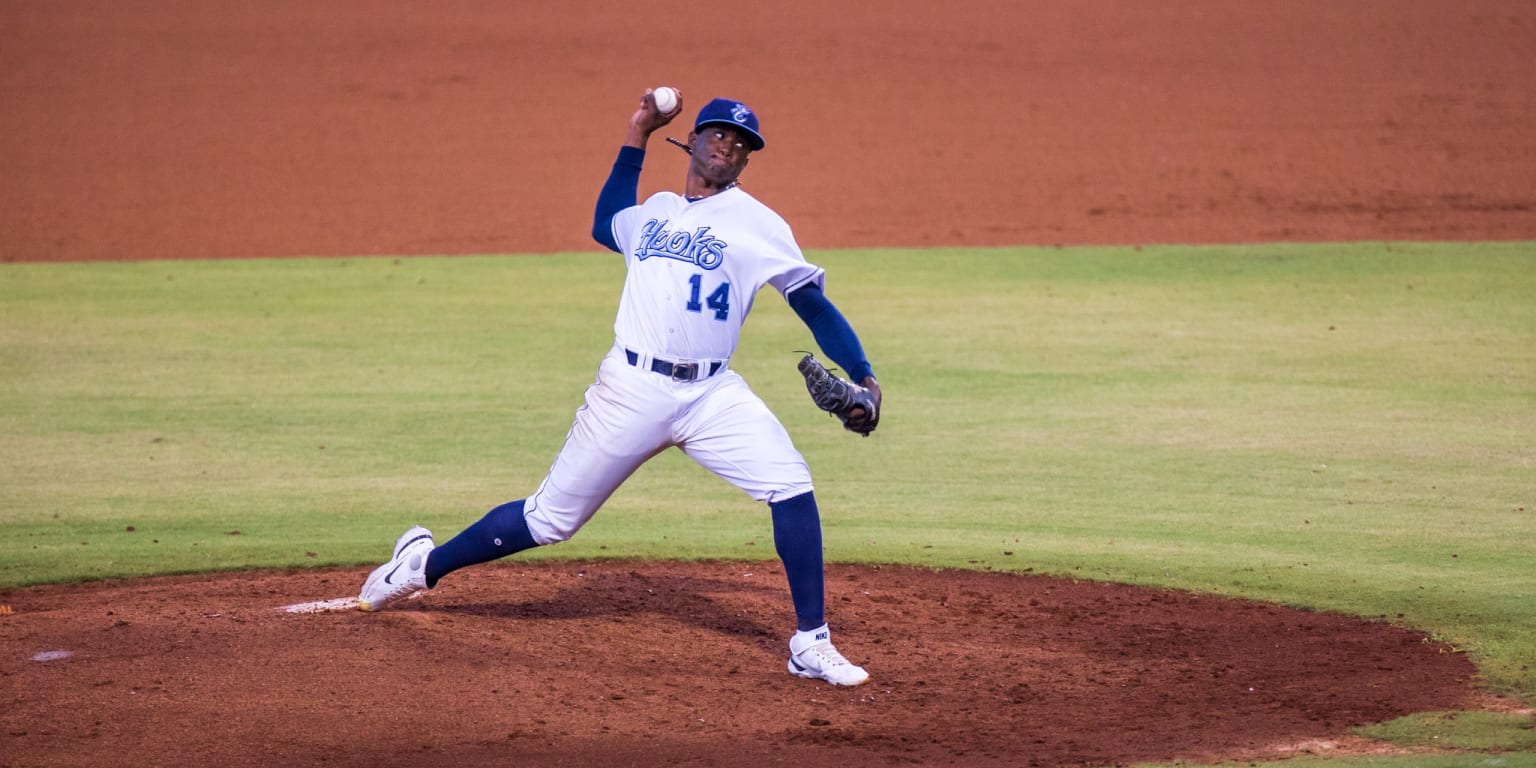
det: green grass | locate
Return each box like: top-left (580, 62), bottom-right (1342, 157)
top-left (1357, 710), bottom-right (1536, 751)
top-left (1137, 752), bottom-right (1536, 768)
top-left (3, 243), bottom-right (1534, 730)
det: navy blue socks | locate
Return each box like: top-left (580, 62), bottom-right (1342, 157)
top-left (770, 491), bottom-right (826, 632)
top-left (425, 493), bottom-right (827, 633)
top-left (423, 499), bottom-right (539, 588)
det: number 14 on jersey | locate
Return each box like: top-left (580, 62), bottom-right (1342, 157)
top-left (687, 274), bottom-right (730, 321)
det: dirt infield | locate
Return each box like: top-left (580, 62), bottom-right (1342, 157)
top-left (3, 1), bottom-right (1534, 263)
top-left (0, 562), bottom-right (1486, 768)
top-left (2, 1), bottom-right (1534, 766)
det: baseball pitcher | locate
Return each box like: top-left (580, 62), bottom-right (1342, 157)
top-left (360, 87), bottom-right (882, 686)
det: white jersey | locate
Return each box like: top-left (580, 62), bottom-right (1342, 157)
top-left (609, 187), bottom-right (824, 362)
top-left (518, 185), bottom-right (821, 544)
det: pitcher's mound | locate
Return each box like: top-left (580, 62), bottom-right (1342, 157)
top-left (1, 560), bottom-right (1479, 767)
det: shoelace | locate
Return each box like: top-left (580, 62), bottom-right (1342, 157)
top-left (802, 643), bottom-right (854, 669)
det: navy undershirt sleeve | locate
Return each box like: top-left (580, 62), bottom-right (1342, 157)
top-left (787, 284), bottom-right (874, 383)
top-left (591, 145), bottom-right (646, 253)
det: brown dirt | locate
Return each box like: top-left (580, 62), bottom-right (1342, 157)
top-left (3, 1), bottom-right (1534, 263)
top-left (0, 562), bottom-right (1487, 768)
top-left (1, 2), bottom-right (1532, 767)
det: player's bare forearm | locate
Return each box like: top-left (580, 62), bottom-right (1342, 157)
top-left (625, 88), bottom-right (682, 149)
top-left (861, 376), bottom-right (882, 409)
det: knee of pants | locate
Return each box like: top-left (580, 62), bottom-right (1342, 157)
top-left (523, 498), bottom-right (593, 545)
top-left (762, 482), bottom-right (816, 505)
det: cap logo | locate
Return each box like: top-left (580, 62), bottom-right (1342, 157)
top-left (695, 98), bottom-right (764, 150)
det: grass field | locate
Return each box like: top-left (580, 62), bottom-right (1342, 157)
top-left (3, 242), bottom-right (1534, 728)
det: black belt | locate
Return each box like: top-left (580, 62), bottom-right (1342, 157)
top-left (625, 349), bottom-right (723, 381)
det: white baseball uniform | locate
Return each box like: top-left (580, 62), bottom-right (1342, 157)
top-left (357, 98), bottom-right (875, 686)
top-left (522, 186), bottom-right (823, 544)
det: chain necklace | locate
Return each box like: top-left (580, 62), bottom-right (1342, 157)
top-left (686, 180), bottom-right (738, 202)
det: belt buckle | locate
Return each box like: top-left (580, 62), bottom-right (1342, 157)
top-left (671, 362), bottom-right (699, 381)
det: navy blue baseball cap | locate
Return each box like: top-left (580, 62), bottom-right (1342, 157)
top-left (694, 98), bottom-right (765, 151)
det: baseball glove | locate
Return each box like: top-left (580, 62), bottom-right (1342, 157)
top-left (797, 353), bottom-right (880, 437)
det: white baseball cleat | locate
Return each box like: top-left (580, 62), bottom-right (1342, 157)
top-left (787, 624), bottom-right (870, 686)
top-left (358, 526), bottom-right (434, 611)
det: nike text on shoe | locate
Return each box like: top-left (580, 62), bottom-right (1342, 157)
top-left (787, 624), bottom-right (870, 686)
top-left (358, 526), bottom-right (434, 611)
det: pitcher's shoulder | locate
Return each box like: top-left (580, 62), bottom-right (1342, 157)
top-left (642, 190), bottom-right (688, 208)
top-left (723, 188), bottom-right (793, 229)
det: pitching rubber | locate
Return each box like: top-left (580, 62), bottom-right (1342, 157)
top-left (279, 597), bottom-right (360, 614)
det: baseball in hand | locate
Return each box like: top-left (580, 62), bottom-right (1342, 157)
top-left (652, 86), bottom-right (679, 115)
